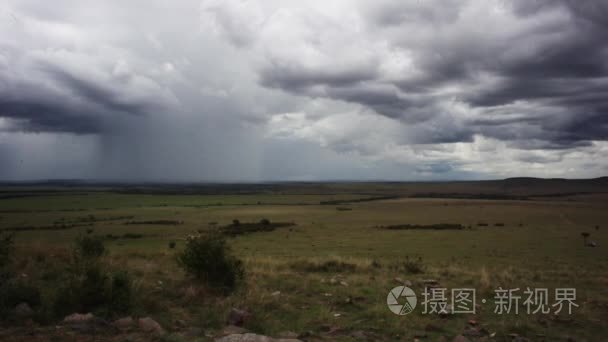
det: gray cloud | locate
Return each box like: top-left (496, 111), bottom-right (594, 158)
top-left (215, 0), bottom-right (608, 150)
top-left (0, 0), bottom-right (607, 181)
top-left (0, 42), bottom-right (176, 134)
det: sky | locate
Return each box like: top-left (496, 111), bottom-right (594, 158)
top-left (1, 0), bottom-right (607, 181)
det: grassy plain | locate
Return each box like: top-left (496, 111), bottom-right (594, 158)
top-left (0, 180), bottom-right (607, 341)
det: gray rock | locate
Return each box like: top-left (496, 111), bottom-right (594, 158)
top-left (15, 302), bottom-right (33, 317)
top-left (63, 313), bottom-right (94, 324)
top-left (223, 325), bottom-right (250, 335)
top-left (421, 279), bottom-right (440, 286)
top-left (138, 317), bottom-right (165, 335)
top-left (63, 314), bottom-right (109, 334)
top-left (113, 316), bottom-right (134, 330)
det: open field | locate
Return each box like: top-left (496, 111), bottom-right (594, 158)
top-left (0, 180), bottom-right (607, 341)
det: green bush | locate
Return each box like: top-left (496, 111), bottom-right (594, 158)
top-left (53, 237), bottom-right (133, 317)
top-left (74, 235), bottom-right (105, 259)
top-left (290, 260), bottom-right (357, 273)
top-left (53, 268), bottom-right (134, 318)
top-left (403, 256), bottom-right (425, 274)
top-left (52, 284), bottom-right (79, 317)
top-left (80, 264), bottom-right (109, 309)
top-left (122, 233), bottom-right (143, 239)
top-left (0, 233), bottom-right (13, 282)
top-left (108, 271), bottom-right (132, 313)
top-left (0, 280), bottom-right (41, 310)
top-left (53, 261), bottom-right (107, 316)
top-left (0, 234), bottom-right (43, 319)
top-left (177, 233), bottom-right (244, 294)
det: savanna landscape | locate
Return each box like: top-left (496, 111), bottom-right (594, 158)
top-left (0, 178), bottom-right (607, 341)
top-left (3, 2), bottom-right (608, 341)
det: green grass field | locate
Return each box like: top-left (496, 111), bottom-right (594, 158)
top-left (0, 183), bottom-right (607, 341)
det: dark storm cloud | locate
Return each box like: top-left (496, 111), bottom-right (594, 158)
top-left (324, 85), bottom-right (433, 122)
top-left (246, 0), bottom-right (608, 150)
top-left (0, 49), bottom-right (173, 134)
top-left (1, 0), bottom-right (607, 181)
top-left (0, 75), bottom-right (145, 134)
top-left (43, 66), bottom-right (151, 116)
top-left (0, 98), bottom-right (102, 133)
top-left (512, 0), bottom-right (608, 27)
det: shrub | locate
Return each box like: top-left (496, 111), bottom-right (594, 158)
top-left (220, 221), bottom-right (296, 237)
top-left (169, 241), bottom-right (176, 249)
top-left (0, 233), bottom-right (14, 281)
top-left (177, 233), bottom-right (244, 294)
top-left (260, 218), bottom-right (271, 226)
top-left (0, 280), bottom-right (42, 309)
top-left (54, 262), bottom-right (109, 317)
top-left (80, 264), bottom-right (109, 309)
top-left (52, 285), bottom-right (79, 317)
top-left (122, 233), bottom-right (143, 239)
top-left (108, 271), bottom-right (132, 313)
top-left (403, 256), bottom-right (425, 274)
top-left (53, 237), bottom-right (133, 317)
top-left (290, 260), bottom-right (357, 273)
top-left (0, 233), bottom-right (13, 266)
top-left (74, 235), bottom-right (105, 259)
top-left (232, 219), bottom-right (240, 226)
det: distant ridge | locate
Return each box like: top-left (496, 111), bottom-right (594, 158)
top-left (503, 176), bottom-right (608, 182)
top-left (0, 177), bottom-right (607, 198)
top-left (501, 176), bottom-right (608, 187)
